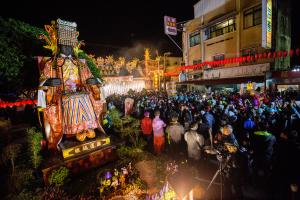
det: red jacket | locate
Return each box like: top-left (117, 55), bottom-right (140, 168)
top-left (141, 117), bottom-right (152, 135)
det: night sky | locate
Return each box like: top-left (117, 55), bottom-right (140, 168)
top-left (1, 0), bottom-right (199, 58)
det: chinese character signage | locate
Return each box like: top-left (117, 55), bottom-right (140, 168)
top-left (164, 16), bottom-right (177, 36)
top-left (262, 0), bottom-right (272, 49)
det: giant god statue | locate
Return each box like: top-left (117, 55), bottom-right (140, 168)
top-left (37, 19), bottom-right (106, 151)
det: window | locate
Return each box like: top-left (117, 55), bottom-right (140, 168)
top-left (213, 54), bottom-right (224, 67)
top-left (189, 31), bottom-right (200, 47)
top-left (244, 5), bottom-right (262, 29)
top-left (213, 54), bottom-right (225, 61)
top-left (193, 59), bottom-right (202, 65)
top-left (193, 73), bottom-right (202, 80)
top-left (204, 18), bottom-right (235, 40)
top-left (281, 16), bottom-right (287, 34)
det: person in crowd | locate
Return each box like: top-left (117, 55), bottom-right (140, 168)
top-left (141, 111), bottom-right (152, 149)
top-left (102, 111), bottom-right (112, 134)
top-left (184, 122), bottom-right (204, 161)
top-left (215, 124), bottom-right (239, 148)
top-left (165, 112), bottom-right (185, 159)
top-left (152, 110), bottom-right (166, 154)
top-left (252, 121), bottom-right (276, 178)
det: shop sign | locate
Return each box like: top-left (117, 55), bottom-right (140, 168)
top-left (164, 16), bottom-right (177, 36)
top-left (203, 63), bottom-right (270, 79)
top-left (262, 0), bottom-right (272, 49)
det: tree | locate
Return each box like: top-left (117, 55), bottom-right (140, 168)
top-left (1, 143), bottom-right (21, 174)
top-left (0, 17), bottom-right (48, 100)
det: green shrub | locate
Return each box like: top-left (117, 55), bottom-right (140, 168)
top-left (48, 166), bottom-right (69, 186)
top-left (108, 108), bottom-right (122, 130)
top-left (117, 146), bottom-right (152, 166)
top-left (9, 166), bottom-right (34, 192)
top-left (10, 189), bottom-right (40, 200)
top-left (27, 127), bottom-right (43, 169)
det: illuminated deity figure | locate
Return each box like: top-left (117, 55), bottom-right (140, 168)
top-left (37, 19), bottom-right (105, 150)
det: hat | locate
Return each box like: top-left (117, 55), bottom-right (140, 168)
top-left (269, 108), bottom-right (276, 113)
top-left (171, 116), bottom-right (178, 122)
top-left (144, 111), bottom-right (150, 117)
top-left (190, 123), bottom-right (198, 131)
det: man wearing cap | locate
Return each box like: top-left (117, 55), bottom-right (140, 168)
top-left (152, 110), bottom-right (166, 154)
top-left (166, 113), bottom-right (185, 159)
top-left (141, 111), bottom-right (152, 149)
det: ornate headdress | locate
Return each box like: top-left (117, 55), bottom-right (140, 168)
top-left (57, 19), bottom-right (78, 47)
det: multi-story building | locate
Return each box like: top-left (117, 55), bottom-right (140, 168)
top-left (181, 0), bottom-right (298, 92)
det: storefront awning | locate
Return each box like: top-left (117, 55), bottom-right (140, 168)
top-left (176, 75), bottom-right (265, 85)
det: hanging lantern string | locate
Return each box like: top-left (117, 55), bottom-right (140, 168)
top-left (0, 99), bottom-right (38, 109)
top-left (164, 48), bottom-right (300, 77)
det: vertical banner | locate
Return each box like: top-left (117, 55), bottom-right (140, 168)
top-left (124, 97), bottom-right (134, 117)
top-left (262, 0), bottom-right (272, 49)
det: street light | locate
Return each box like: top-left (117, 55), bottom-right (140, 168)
top-left (163, 52), bottom-right (172, 91)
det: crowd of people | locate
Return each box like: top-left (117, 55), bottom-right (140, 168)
top-left (106, 89), bottom-right (300, 199)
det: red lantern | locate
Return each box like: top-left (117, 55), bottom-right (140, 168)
top-left (290, 49), bottom-right (294, 57)
top-left (296, 48), bottom-right (300, 56)
top-left (278, 51), bottom-right (282, 58)
top-left (255, 54), bottom-right (258, 60)
top-left (247, 56), bottom-right (251, 62)
top-left (273, 52), bottom-right (277, 58)
top-left (258, 53), bottom-right (263, 59)
top-left (268, 52), bottom-right (272, 58)
top-left (263, 53), bottom-right (268, 58)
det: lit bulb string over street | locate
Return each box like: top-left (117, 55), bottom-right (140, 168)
top-left (164, 48), bottom-right (300, 77)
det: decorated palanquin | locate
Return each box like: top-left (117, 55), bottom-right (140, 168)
top-left (37, 19), bottom-right (106, 151)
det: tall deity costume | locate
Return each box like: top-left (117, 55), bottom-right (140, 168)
top-left (37, 19), bottom-right (105, 150)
